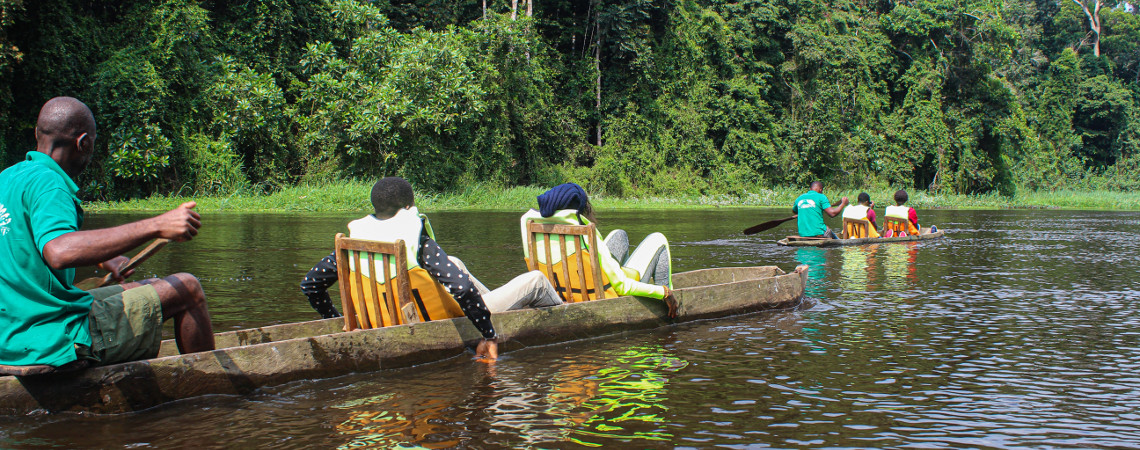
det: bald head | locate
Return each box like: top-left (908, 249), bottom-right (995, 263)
top-left (35, 97), bottom-right (97, 177)
top-left (36, 97), bottom-right (95, 144)
top-left (809, 180), bottom-right (824, 192)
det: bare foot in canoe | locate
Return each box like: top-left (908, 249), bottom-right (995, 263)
top-left (663, 287), bottom-right (679, 319)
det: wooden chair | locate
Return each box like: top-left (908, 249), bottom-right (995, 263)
top-left (842, 217), bottom-right (872, 239)
top-left (524, 220), bottom-right (610, 303)
top-left (334, 233), bottom-right (419, 331)
top-left (884, 217), bottom-right (915, 236)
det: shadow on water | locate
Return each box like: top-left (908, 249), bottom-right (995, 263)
top-left (4, 208), bottom-right (1140, 448)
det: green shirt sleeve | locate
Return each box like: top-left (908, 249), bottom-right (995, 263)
top-left (29, 187), bottom-right (81, 254)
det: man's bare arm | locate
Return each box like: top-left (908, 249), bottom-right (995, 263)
top-left (823, 197), bottom-right (849, 217)
top-left (42, 202), bottom-right (200, 270)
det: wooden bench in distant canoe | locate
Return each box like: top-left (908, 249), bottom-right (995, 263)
top-left (784, 235), bottom-right (830, 241)
top-left (524, 220), bottom-right (613, 303)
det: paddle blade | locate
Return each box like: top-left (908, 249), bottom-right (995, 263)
top-left (73, 274), bottom-right (110, 291)
top-left (71, 239), bottom-right (171, 291)
top-left (743, 215), bottom-right (797, 235)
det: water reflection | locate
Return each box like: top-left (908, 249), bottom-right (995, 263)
top-left (883, 242), bottom-right (918, 291)
top-left (794, 247), bottom-right (827, 298)
top-left (547, 346), bottom-right (685, 446)
top-left (6, 209), bottom-right (1140, 448)
top-left (838, 244), bottom-right (881, 293)
top-left (326, 345), bottom-right (687, 448)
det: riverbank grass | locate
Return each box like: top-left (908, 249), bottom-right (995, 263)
top-left (84, 181), bottom-right (1140, 212)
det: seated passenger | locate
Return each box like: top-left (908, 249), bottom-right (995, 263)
top-left (519, 183), bottom-right (679, 317)
top-left (300, 177), bottom-right (562, 360)
top-left (0, 97), bottom-right (213, 371)
top-left (841, 192), bottom-right (880, 238)
top-left (884, 190), bottom-right (921, 237)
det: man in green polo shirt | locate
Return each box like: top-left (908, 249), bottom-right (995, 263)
top-left (792, 181), bottom-right (848, 239)
top-left (0, 97), bottom-right (215, 370)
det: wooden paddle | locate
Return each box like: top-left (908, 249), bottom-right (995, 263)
top-left (743, 215), bottom-right (797, 235)
top-left (74, 239), bottom-right (171, 290)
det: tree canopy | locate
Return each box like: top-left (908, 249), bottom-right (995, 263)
top-left (1, 0), bottom-right (1138, 199)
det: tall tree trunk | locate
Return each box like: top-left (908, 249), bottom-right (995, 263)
top-left (595, 18), bottom-right (602, 146)
top-left (512, 0), bottom-right (518, 20)
top-left (526, 0), bottom-right (533, 17)
top-left (482, 0), bottom-right (486, 19)
top-left (1072, 0), bottom-right (1103, 57)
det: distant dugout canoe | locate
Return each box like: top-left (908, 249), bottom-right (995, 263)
top-left (0, 265), bottom-right (807, 415)
top-left (777, 229), bottom-right (946, 247)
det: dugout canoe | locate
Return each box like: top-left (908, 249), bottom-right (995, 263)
top-left (777, 229), bottom-right (945, 247)
top-left (0, 265), bottom-right (807, 415)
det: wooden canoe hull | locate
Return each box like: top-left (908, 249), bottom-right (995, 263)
top-left (777, 230), bottom-right (946, 247)
top-left (0, 266), bottom-right (807, 415)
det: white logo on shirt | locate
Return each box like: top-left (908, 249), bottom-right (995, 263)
top-left (797, 199), bottom-right (817, 210)
top-left (0, 202), bottom-right (9, 236)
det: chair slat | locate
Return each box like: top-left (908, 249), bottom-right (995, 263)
top-left (334, 234), bottom-right (360, 331)
top-left (541, 231), bottom-right (559, 301)
top-left (384, 253), bottom-right (402, 326)
top-left (557, 234), bottom-right (574, 302)
top-left (352, 250), bottom-right (371, 329)
top-left (526, 220), bottom-right (540, 272)
top-left (394, 248), bottom-right (418, 324)
top-left (572, 235), bottom-right (588, 302)
top-left (362, 251), bottom-right (378, 327)
top-left (587, 224), bottom-right (605, 300)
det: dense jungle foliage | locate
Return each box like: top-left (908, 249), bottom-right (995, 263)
top-left (0, 0), bottom-right (1138, 200)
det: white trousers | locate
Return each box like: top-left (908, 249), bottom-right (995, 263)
top-left (604, 230), bottom-right (671, 286)
top-left (449, 257), bottom-right (563, 313)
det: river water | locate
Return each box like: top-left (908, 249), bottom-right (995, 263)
top-left (2, 208), bottom-right (1139, 448)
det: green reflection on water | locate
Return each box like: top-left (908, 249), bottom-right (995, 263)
top-left (553, 346), bottom-right (687, 446)
top-left (795, 247), bottom-right (828, 298)
top-left (326, 345), bottom-right (688, 448)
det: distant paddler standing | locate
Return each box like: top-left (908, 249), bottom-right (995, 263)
top-left (792, 181), bottom-right (848, 239)
top-left (0, 97), bottom-right (214, 373)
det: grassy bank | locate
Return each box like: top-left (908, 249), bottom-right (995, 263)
top-left (83, 181), bottom-right (1140, 213)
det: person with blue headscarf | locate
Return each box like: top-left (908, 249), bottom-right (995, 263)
top-left (520, 183), bottom-right (678, 317)
top-left (300, 177), bottom-right (563, 360)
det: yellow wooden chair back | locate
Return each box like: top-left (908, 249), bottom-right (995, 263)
top-left (334, 233), bottom-right (417, 330)
top-left (523, 220), bottom-right (615, 303)
top-left (842, 217), bottom-right (872, 239)
top-left (884, 216), bottom-right (918, 235)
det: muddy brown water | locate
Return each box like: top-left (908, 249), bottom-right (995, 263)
top-left (2, 208), bottom-right (1139, 448)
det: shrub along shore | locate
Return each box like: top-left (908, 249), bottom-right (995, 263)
top-left (83, 181), bottom-right (1140, 213)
